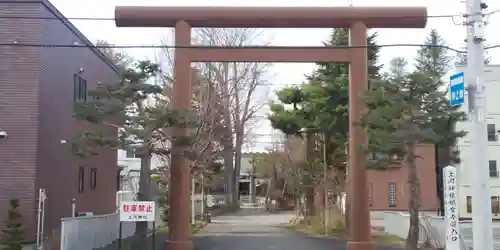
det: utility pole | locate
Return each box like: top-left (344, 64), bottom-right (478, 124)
top-left (465, 0), bottom-right (493, 249)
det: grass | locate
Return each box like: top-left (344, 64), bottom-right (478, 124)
top-left (287, 216), bottom-right (404, 247)
top-left (371, 230), bottom-right (405, 246)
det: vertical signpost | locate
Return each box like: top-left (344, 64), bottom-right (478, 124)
top-left (450, 72), bottom-right (465, 106)
top-left (119, 201), bottom-right (156, 250)
top-left (36, 189), bottom-right (47, 250)
top-left (443, 166), bottom-right (460, 250)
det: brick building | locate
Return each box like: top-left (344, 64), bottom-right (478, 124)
top-left (0, 0), bottom-right (119, 240)
top-left (367, 144), bottom-right (438, 211)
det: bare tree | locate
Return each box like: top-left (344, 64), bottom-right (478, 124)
top-left (95, 39), bottom-right (133, 71)
top-left (157, 59), bottom-right (222, 173)
top-left (190, 28), bottom-right (272, 204)
top-left (252, 136), bottom-right (306, 211)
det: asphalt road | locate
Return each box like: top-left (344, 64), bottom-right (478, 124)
top-left (192, 207), bottom-right (402, 250)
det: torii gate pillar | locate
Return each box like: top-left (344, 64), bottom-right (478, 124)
top-left (115, 6), bottom-right (427, 250)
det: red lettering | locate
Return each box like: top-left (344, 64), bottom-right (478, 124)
top-left (123, 205), bottom-right (130, 212)
top-left (138, 204), bottom-right (145, 212)
top-left (146, 205), bottom-right (152, 212)
top-left (131, 204), bottom-right (137, 212)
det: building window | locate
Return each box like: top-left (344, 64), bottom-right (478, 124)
top-left (90, 168), bottom-right (97, 189)
top-left (73, 74), bottom-right (87, 103)
top-left (492, 196), bottom-right (500, 214)
top-left (487, 124), bottom-right (497, 141)
top-left (126, 148), bottom-right (140, 158)
top-left (388, 182), bottom-right (396, 208)
top-left (78, 167), bottom-right (85, 193)
top-left (466, 196), bottom-right (472, 213)
top-left (490, 160), bottom-right (498, 177)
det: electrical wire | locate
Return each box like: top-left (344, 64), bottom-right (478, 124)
top-left (0, 14), bottom-right (461, 21)
top-left (0, 43), bottom-right (471, 53)
top-left (2, 10), bottom-right (499, 54)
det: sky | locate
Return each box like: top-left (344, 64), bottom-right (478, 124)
top-left (48, 0), bottom-right (500, 152)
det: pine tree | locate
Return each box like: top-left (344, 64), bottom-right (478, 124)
top-left (415, 30), bottom-right (468, 217)
top-left (362, 66), bottom-right (446, 250)
top-left (361, 30), bottom-right (466, 250)
top-left (73, 60), bottom-right (197, 247)
top-left (414, 29), bottom-right (467, 167)
top-left (268, 29), bottom-right (382, 225)
top-left (1, 199), bottom-right (24, 250)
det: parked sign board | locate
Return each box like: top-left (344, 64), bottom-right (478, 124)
top-left (119, 201), bottom-right (155, 222)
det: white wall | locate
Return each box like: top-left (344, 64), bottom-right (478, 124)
top-left (454, 64), bottom-right (500, 218)
top-left (117, 149), bottom-right (165, 193)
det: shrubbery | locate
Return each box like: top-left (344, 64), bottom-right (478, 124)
top-left (1, 198), bottom-right (24, 250)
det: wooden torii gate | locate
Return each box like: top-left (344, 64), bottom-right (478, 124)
top-left (114, 6), bottom-right (427, 250)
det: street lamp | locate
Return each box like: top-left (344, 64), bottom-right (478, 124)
top-left (0, 128), bottom-right (7, 140)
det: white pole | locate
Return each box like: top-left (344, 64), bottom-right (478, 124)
top-left (71, 199), bottom-right (76, 218)
top-left (40, 189), bottom-right (46, 250)
top-left (443, 166), bottom-right (460, 250)
top-left (465, 0), bottom-right (494, 249)
top-left (191, 177), bottom-right (196, 224)
top-left (36, 189), bottom-right (42, 249)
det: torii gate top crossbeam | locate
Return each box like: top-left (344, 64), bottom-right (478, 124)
top-left (114, 6), bottom-right (427, 28)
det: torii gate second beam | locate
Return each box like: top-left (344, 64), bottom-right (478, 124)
top-left (114, 6), bottom-right (427, 250)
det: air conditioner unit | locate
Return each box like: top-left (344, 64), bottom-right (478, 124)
top-left (116, 190), bottom-right (135, 208)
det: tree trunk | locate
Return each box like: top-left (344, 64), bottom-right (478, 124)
top-left (344, 192), bottom-right (350, 233)
top-left (304, 187), bottom-right (315, 221)
top-left (133, 155), bottom-right (151, 248)
top-left (304, 130), bottom-right (315, 221)
top-left (219, 63), bottom-right (234, 205)
top-left (222, 134), bottom-right (234, 205)
top-left (201, 173), bottom-right (206, 220)
top-left (406, 141), bottom-right (420, 250)
top-left (265, 178), bottom-right (273, 210)
top-left (232, 129), bottom-right (244, 205)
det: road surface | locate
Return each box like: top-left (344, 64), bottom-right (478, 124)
top-left (461, 222), bottom-right (500, 249)
top-left (192, 207), bottom-right (402, 250)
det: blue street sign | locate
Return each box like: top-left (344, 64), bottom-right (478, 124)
top-left (450, 72), bottom-right (465, 106)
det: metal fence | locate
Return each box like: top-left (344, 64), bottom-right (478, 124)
top-left (60, 213), bottom-right (136, 250)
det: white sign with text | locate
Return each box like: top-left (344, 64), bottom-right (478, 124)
top-left (443, 166), bottom-right (460, 250)
top-left (119, 201), bottom-right (155, 222)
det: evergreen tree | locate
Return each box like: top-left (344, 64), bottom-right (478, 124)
top-left (361, 30), bottom-right (466, 250)
top-left (414, 30), bottom-right (467, 167)
top-left (1, 199), bottom-right (24, 250)
top-left (414, 29), bottom-right (452, 78)
top-left (415, 30), bottom-right (468, 218)
top-left (362, 68), bottom-right (444, 250)
top-left (268, 29), bottom-right (382, 223)
top-left (73, 60), bottom-right (197, 247)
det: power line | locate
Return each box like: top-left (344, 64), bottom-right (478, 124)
top-left (0, 13), bottom-right (462, 21)
top-left (0, 43), bottom-right (473, 53)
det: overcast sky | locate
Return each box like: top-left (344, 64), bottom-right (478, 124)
top-left (49, 0), bottom-right (500, 152)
